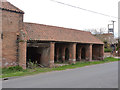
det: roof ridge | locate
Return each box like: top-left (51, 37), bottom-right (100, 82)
top-left (24, 22), bottom-right (90, 33)
top-left (0, 1), bottom-right (24, 14)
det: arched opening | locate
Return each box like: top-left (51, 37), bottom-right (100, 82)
top-left (54, 47), bottom-right (58, 62)
top-left (65, 48), bottom-right (69, 61)
top-left (76, 47), bottom-right (79, 61)
top-left (58, 47), bottom-right (62, 62)
top-left (81, 47), bottom-right (86, 59)
top-left (76, 46), bottom-right (81, 61)
top-left (27, 47), bottom-right (41, 63)
top-left (92, 44), bottom-right (101, 60)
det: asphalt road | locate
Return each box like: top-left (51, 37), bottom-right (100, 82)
top-left (2, 61), bottom-right (118, 88)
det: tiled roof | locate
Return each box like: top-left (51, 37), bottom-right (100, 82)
top-left (24, 22), bottom-right (104, 44)
top-left (0, 1), bottom-right (24, 14)
top-left (95, 33), bottom-right (113, 36)
top-left (102, 33), bottom-right (113, 36)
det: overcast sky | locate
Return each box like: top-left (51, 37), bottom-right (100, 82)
top-left (7, 0), bottom-right (119, 37)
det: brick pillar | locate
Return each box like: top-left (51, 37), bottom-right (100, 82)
top-left (61, 46), bottom-right (66, 63)
top-left (99, 44), bottom-right (104, 60)
top-left (86, 44), bottom-right (92, 61)
top-left (49, 42), bottom-right (55, 68)
top-left (19, 41), bottom-right (26, 69)
top-left (78, 47), bottom-right (82, 61)
top-left (18, 30), bottom-right (27, 69)
top-left (69, 43), bottom-right (76, 64)
top-left (56, 47), bottom-right (59, 62)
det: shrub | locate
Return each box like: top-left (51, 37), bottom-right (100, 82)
top-left (116, 46), bottom-right (120, 51)
top-left (104, 48), bottom-right (112, 52)
top-left (71, 63), bottom-right (75, 65)
top-left (8, 66), bottom-right (23, 71)
top-left (2, 66), bottom-right (24, 74)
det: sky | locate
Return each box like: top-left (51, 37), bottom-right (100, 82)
top-left (7, 0), bottom-right (119, 37)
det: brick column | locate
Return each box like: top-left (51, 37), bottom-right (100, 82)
top-left (49, 42), bottom-right (55, 68)
top-left (18, 30), bottom-right (27, 69)
top-left (99, 44), bottom-right (104, 60)
top-left (69, 43), bottom-right (76, 64)
top-left (19, 41), bottom-right (26, 69)
top-left (86, 44), bottom-right (92, 61)
top-left (78, 47), bottom-right (82, 61)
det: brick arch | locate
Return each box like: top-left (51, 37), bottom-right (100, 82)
top-left (81, 47), bottom-right (86, 59)
top-left (58, 47), bottom-right (62, 61)
top-left (65, 47), bottom-right (69, 61)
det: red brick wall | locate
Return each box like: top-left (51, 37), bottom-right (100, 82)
top-left (92, 45), bottom-right (100, 60)
top-left (85, 44), bottom-right (92, 61)
top-left (2, 10), bottom-right (23, 68)
top-left (92, 44), bottom-right (104, 60)
top-left (49, 42), bottom-right (55, 67)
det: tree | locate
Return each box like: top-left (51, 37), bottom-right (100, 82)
top-left (85, 28), bottom-right (107, 35)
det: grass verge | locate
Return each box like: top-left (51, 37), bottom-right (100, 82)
top-left (1, 57), bottom-right (120, 78)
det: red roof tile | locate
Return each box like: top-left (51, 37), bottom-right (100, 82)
top-left (0, 1), bottom-right (24, 14)
top-left (24, 22), bottom-right (104, 44)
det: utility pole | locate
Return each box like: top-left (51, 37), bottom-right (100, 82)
top-left (111, 20), bottom-right (116, 37)
top-left (108, 20), bottom-right (116, 37)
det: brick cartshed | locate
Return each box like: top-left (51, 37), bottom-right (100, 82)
top-left (1, 1), bottom-right (104, 69)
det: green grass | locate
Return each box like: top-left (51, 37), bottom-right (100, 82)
top-left (1, 57), bottom-right (120, 78)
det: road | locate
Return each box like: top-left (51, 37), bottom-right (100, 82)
top-left (2, 61), bottom-right (118, 88)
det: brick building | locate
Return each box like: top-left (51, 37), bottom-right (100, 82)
top-left (0, 1), bottom-right (104, 69)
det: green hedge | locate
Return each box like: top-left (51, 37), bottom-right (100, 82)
top-left (104, 48), bottom-right (112, 52)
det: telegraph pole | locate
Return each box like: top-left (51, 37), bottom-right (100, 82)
top-left (108, 20), bottom-right (116, 37)
top-left (111, 20), bottom-right (116, 37)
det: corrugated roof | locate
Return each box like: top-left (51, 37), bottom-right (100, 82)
top-left (0, 1), bottom-right (24, 14)
top-left (24, 22), bottom-right (104, 44)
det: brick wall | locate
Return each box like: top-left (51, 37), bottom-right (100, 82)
top-left (2, 10), bottom-right (23, 68)
top-left (92, 45), bottom-right (100, 60)
top-left (92, 44), bottom-right (104, 60)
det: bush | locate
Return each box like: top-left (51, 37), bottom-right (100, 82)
top-left (104, 48), bottom-right (112, 52)
top-left (8, 66), bottom-right (23, 71)
top-left (116, 46), bottom-right (120, 51)
top-left (2, 66), bottom-right (24, 74)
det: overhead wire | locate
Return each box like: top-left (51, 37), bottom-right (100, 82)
top-left (51, 0), bottom-right (119, 19)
